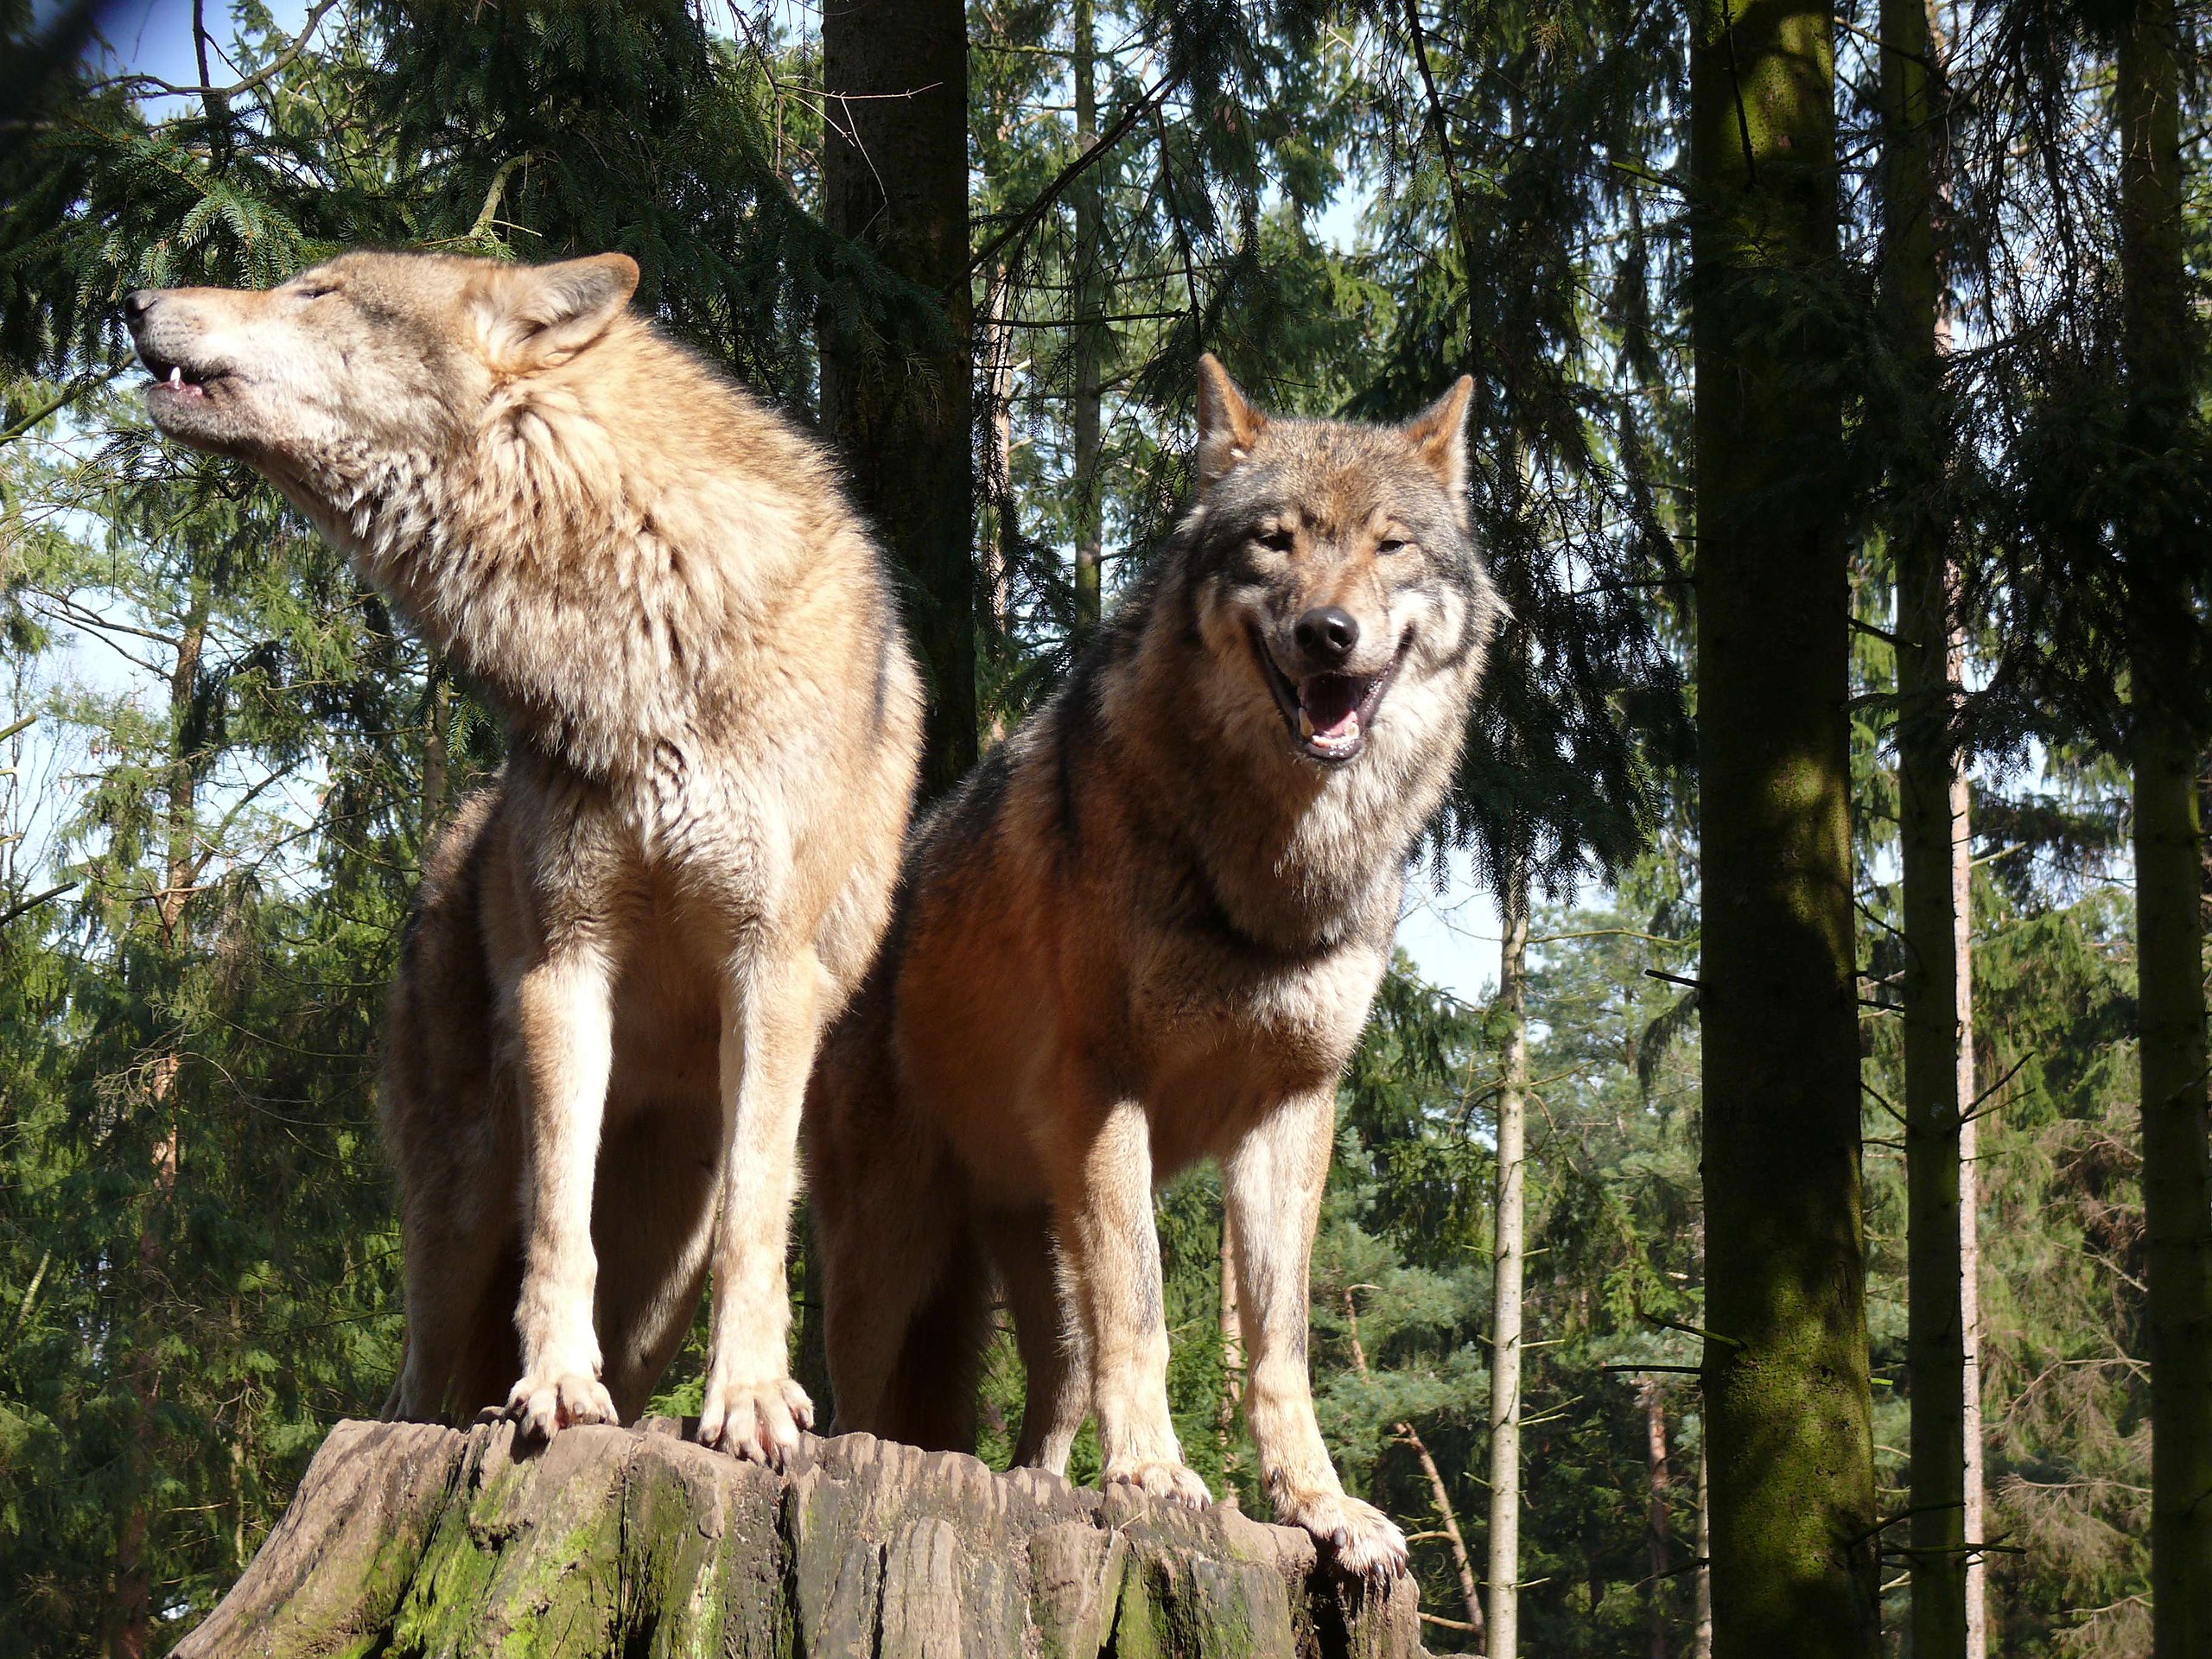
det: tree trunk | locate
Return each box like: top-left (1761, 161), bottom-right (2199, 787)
top-left (1694, 1441), bottom-right (1713, 1659)
top-left (1218, 1220), bottom-right (1243, 1509)
top-left (1881, 0), bottom-right (1971, 1641)
top-left (1645, 1382), bottom-right (1672, 1659)
top-left (1959, 856), bottom-right (1986, 1659)
top-left (982, 260), bottom-right (1019, 643)
top-left (1487, 861), bottom-right (1529, 1659)
top-left (111, 591), bottom-right (210, 1659)
top-left (176, 1420), bottom-right (1424, 1659)
top-left (1070, 0), bottom-right (1104, 637)
top-left (1690, 0), bottom-right (1879, 1641)
top-left (2117, 0), bottom-right (2212, 1649)
top-left (821, 0), bottom-right (976, 798)
top-left (2132, 704), bottom-right (2212, 1659)
top-left (421, 664), bottom-right (450, 842)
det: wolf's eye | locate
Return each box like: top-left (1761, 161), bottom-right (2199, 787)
top-left (293, 283), bottom-right (338, 301)
top-left (1256, 527), bottom-right (1295, 553)
top-left (1376, 537), bottom-right (1409, 556)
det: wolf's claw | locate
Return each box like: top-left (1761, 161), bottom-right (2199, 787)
top-left (698, 1374), bottom-right (813, 1467)
top-left (505, 1370), bottom-right (617, 1440)
top-left (1108, 1459), bottom-right (1213, 1510)
top-left (1276, 1489), bottom-right (1409, 1578)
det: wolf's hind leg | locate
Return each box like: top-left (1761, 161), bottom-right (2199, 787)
top-left (1226, 1088), bottom-right (1408, 1577)
top-left (815, 1081), bottom-right (987, 1449)
top-left (874, 1219), bottom-right (994, 1453)
top-left (385, 1115), bottom-right (519, 1423)
top-left (984, 1205), bottom-right (1089, 1473)
top-left (389, 1217), bottom-right (507, 1423)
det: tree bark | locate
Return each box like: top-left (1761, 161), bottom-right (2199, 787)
top-left (1694, 1441), bottom-right (1713, 1659)
top-left (1219, 1221), bottom-right (1243, 1509)
top-left (1690, 0), bottom-right (1879, 1642)
top-left (1487, 862), bottom-right (1529, 1659)
top-left (176, 1421), bottom-right (1425, 1659)
top-left (1881, 0), bottom-right (1973, 1643)
top-left (2132, 692), bottom-right (2212, 1659)
top-left (982, 260), bottom-right (1019, 643)
top-left (2117, 0), bottom-right (2212, 1649)
top-left (1959, 847), bottom-right (1986, 1659)
top-left (1645, 1382), bottom-right (1672, 1659)
top-left (420, 663), bottom-right (450, 842)
top-left (821, 0), bottom-right (976, 798)
top-left (111, 590), bottom-right (210, 1659)
top-left (1070, 0), bottom-right (1104, 637)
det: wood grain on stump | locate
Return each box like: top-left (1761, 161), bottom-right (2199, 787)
top-left (176, 1419), bottom-right (1427, 1658)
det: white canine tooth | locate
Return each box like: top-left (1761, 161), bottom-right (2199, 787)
top-left (1299, 709), bottom-right (1315, 740)
top-left (168, 365), bottom-right (181, 385)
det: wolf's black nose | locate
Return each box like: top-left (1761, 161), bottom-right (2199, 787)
top-left (124, 290), bottom-right (156, 326)
top-left (1295, 606), bottom-right (1359, 666)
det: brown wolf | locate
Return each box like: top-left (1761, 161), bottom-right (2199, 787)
top-left (127, 251), bottom-right (922, 1463)
top-left (807, 356), bottom-right (1496, 1572)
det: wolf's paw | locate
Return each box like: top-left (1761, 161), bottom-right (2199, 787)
top-left (698, 1374), bottom-right (813, 1467)
top-left (1276, 1489), bottom-right (1408, 1578)
top-left (1106, 1458), bottom-right (1213, 1510)
top-left (505, 1370), bottom-right (616, 1440)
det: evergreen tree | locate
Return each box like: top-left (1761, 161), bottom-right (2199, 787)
top-left (1688, 0), bottom-right (1881, 1647)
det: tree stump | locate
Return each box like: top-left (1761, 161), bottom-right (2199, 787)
top-left (176, 1418), bottom-right (1427, 1657)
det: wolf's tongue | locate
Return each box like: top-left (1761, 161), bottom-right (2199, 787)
top-left (1300, 674), bottom-right (1364, 739)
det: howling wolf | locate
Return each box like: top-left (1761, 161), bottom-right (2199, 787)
top-left (128, 251), bottom-right (922, 1464)
top-left (808, 356), bottom-right (1497, 1572)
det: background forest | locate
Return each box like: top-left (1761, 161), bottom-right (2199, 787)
top-left (0, 0), bottom-right (2204, 1656)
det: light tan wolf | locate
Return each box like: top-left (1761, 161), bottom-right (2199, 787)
top-left (808, 356), bottom-right (1497, 1572)
top-left (127, 251), bottom-right (922, 1464)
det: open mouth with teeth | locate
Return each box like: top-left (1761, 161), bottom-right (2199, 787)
top-left (137, 351), bottom-right (224, 403)
top-left (1251, 626), bottom-right (1412, 765)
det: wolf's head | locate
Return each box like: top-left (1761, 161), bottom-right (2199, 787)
top-left (125, 250), bottom-right (639, 495)
top-left (1181, 356), bottom-right (1496, 768)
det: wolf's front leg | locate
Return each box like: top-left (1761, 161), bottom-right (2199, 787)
top-left (507, 945), bottom-right (620, 1437)
top-left (1056, 1099), bottom-right (1210, 1509)
top-left (1227, 1088), bottom-right (1408, 1577)
top-left (697, 946), bottom-right (824, 1466)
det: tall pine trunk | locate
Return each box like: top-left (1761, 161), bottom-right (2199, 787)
top-left (981, 261), bottom-right (1019, 643)
top-left (1644, 1381), bottom-right (1673, 1659)
top-left (1218, 1222), bottom-right (1242, 1507)
top-left (1487, 860), bottom-right (1529, 1659)
top-left (821, 0), bottom-right (976, 798)
top-left (420, 664), bottom-right (450, 844)
top-left (1070, 0), bottom-right (1103, 636)
top-left (2117, 0), bottom-right (2212, 1648)
top-left (1690, 0), bottom-right (1879, 1643)
top-left (111, 590), bottom-right (208, 1659)
top-left (1694, 1442), bottom-right (1714, 1659)
top-left (1879, 0), bottom-right (1973, 1645)
top-left (1958, 820), bottom-right (1986, 1659)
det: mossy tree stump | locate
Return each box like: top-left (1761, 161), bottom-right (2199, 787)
top-left (177, 1419), bottom-right (1427, 1657)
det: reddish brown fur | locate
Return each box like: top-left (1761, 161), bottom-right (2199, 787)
top-left (810, 359), bottom-right (1496, 1574)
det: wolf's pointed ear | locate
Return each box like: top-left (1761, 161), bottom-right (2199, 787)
top-left (472, 253), bottom-right (640, 371)
top-left (1403, 375), bottom-right (1475, 504)
top-left (1196, 353), bottom-right (1268, 493)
